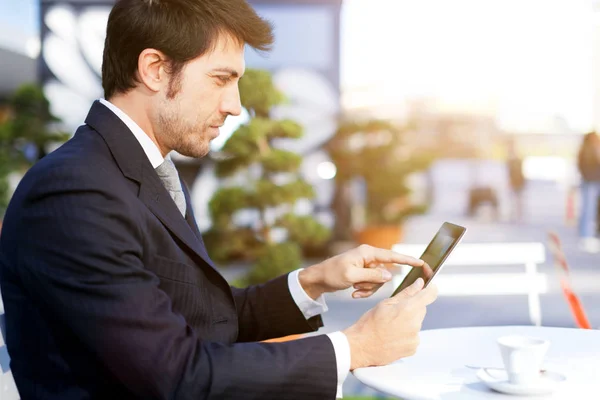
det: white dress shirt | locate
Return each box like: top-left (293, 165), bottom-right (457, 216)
top-left (99, 99), bottom-right (351, 398)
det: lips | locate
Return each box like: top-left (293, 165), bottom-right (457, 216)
top-left (210, 118), bottom-right (226, 129)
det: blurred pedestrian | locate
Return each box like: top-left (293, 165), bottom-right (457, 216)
top-left (506, 138), bottom-right (526, 222)
top-left (577, 131), bottom-right (600, 253)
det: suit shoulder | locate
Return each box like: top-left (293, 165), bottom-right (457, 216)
top-left (35, 125), bottom-right (114, 170)
top-left (10, 126), bottom-right (134, 211)
top-left (23, 125), bottom-right (121, 184)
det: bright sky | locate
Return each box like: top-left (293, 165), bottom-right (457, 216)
top-left (0, 0), bottom-right (39, 56)
top-left (341, 0), bottom-right (598, 133)
top-left (0, 0), bottom-right (597, 134)
top-left (0, 0), bottom-right (38, 32)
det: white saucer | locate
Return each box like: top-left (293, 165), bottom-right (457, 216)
top-left (476, 368), bottom-right (566, 396)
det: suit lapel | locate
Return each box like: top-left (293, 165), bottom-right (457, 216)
top-left (138, 168), bottom-right (218, 269)
top-left (181, 181), bottom-right (203, 241)
top-left (182, 180), bottom-right (217, 269)
top-left (180, 181), bottom-right (228, 275)
top-left (84, 101), bottom-right (216, 269)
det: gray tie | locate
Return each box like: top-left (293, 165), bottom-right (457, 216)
top-left (155, 158), bottom-right (187, 217)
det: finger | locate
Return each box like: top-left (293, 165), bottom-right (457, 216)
top-left (376, 262), bottom-right (405, 275)
top-left (371, 263), bottom-right (397, 275)
top-left (353, 282), bottom-right (380, 291)
top-left (347, 266), bottom-right (393, 284)
top-left (354, 265), bottom-right (389, 289)
top-left (366, 263), bottom-right (401, 276)
top-left (413, 283), bottom-right (439, 306)
top-left (422, 263), bottom-right (434, 280)
top-left (358, 245), bottom-right (425, 268)
top-left (352, 289), bottom-right (375, 299)
top-left (392, 277), bottom-right (424, 300)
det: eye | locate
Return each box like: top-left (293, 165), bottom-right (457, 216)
top-left (216, 76), bottom-right (231, 85)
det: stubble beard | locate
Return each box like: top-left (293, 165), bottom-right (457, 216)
top-left (157, 104), bottom-right (210, 159)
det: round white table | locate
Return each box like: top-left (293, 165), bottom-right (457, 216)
top-left (353, 326), bottom-right (600, 399)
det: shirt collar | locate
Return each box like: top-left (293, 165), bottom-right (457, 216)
top-left (98, 98), bottom-right (166, 169)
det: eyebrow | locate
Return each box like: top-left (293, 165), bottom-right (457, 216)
top-left (211, 67), bottom-right (241, 78)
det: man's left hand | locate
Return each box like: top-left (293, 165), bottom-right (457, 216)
top-left (298, 244), bottom-right (432, 300)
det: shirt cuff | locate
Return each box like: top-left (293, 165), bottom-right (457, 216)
top-left (288, 268), bottom-right (328, 319)
top-left (327, 331), bottom-right (351, 399)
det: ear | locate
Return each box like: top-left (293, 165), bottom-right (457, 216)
top-left (137, 48), bottom-right (168, 93)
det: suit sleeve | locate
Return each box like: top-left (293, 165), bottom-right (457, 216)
top-left (13, 166), bottom-right (338, 400)
top-left (230, 276), bottom-right (324, 343)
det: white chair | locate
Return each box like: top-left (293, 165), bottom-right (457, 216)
top-left (0, 289), bottom-right (20, 400)
top-left (392, 242), bottom-right (547, 326)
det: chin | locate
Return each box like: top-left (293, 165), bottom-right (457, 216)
top-left (176, 142), bottom-right (210, 159)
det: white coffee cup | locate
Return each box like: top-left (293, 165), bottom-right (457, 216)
top-left (497, 335), bottom-right (550, 385)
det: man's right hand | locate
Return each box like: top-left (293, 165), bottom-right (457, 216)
top-left (342, 277), bottom-right (438, 370)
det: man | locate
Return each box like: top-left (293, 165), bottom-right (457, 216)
top-left (0, 0), bottom-right (438, 399)
top-left (577, 131), bottom-right (600, 253)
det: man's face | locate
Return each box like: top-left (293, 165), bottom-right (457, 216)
top-left (153, 33), bottom-right (245, 158)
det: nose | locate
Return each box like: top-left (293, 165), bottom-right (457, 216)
top-left (220, 84), bottom-right (242, 117)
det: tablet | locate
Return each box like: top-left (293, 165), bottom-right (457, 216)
top-left (391, 222), bottom-right (466, 297)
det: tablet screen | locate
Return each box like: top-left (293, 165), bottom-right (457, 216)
top-left (391, 222), bottom-right (465, 296)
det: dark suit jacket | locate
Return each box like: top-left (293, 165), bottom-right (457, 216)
top-left (0, 101), bottom-right (337, 399)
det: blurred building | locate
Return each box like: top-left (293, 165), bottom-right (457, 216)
top-left (38, 0), bottom-right (341, 137)
top-left (0, 24), bottom-right (37, 101)
top-left (0, 49), bottom-right (36, 101)
top-left (38, 0), bottom-right (343, 230)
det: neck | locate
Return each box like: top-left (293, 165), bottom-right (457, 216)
top-left (108, 93), bottom-right (170, 157)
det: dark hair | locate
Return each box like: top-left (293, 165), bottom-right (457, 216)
top-left (102, 0), bottom-right (273, 99)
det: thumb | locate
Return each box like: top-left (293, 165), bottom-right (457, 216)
top-left (394, 277), bottom-right (424, 299)
top-left (351, 266), bottom-right (393, 284)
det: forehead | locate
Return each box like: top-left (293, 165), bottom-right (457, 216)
top-left (194, 33), bottom-right (246, 73)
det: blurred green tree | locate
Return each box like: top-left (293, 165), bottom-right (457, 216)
top-left (203, 69), bottom-right (330, 286)
top-left (326, 119), bottom-right (434, 245)
top-left (0, 84), bottom-right (70, 217)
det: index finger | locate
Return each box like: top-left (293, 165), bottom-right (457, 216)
top-left (359, 245), bottom-right (425, 268)
top-left (421, 262), bottom-right (434, 280)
